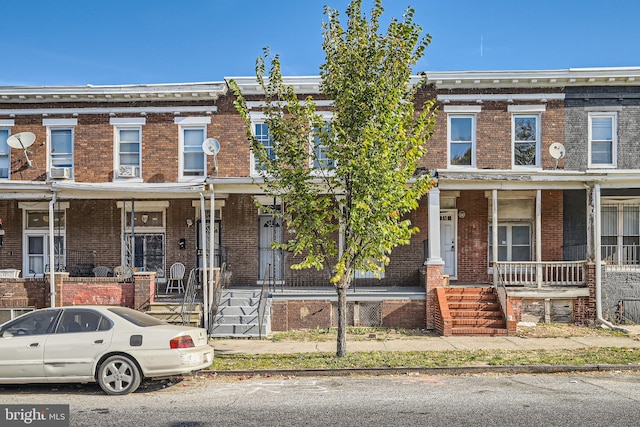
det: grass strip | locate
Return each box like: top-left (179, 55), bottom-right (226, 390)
top-left (209, 347), bottom-right (640, 371)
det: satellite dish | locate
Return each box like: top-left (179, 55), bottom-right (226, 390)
top-left (549, 142), bottom-right (565, 160)
top-left (6, 132), bottom-right (36, 149)
top-left (202, 138), bottom-right (220, 156)
top-left (6, 132), bottom-right (35, 168)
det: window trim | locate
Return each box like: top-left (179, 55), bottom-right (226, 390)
top-left (0, 123), bottom-right (12, 180)
top-left (175, 117), bottom-right (211, 181)
top-left (488, 222), bottom-right (533, 262)
top-left (511, 113), bottom-right (541, 169)
top-left (310, 112), bottom-right (335, 173)
top-left (44, 118), bottom-right (77, 180)
top-left (111, 118), bottom-right (145, 182)
top-left (249, 112), bottom-right (275, 176)
top-left (588, 112), bottom-right (617, 168)
top-left (447, 114), bottom-right (476, 168)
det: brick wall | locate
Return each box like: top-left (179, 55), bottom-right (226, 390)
top-left (0, 278), bottom-right (48, 308)
top-left (381, 300), bottom-right (425, 329)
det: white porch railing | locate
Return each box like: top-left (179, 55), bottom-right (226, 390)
top-left (496, 261), bottom-right (587, 287)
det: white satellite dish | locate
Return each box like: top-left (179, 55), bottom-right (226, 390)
top-left (202, 138), bottom-right (220, 156)
top-left (549, 142), bottom-right (566, 160)
top-left (6, 132), bottom-right (36, 149)
top-left (6, 132), bottom-right (36, 167)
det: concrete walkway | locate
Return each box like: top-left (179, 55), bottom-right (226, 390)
top-left (212, 327), bottom-right (640, 355)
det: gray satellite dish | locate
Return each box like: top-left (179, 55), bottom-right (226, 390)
top-left (202, 138), bottom-right (220, 156)
top-left (6, 132), bottom-right (36, 167)
top-left (202, 138), bottom-right (221, 173)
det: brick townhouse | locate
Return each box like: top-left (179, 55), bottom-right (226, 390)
top-left (1, 67), bottom-right (640, 335)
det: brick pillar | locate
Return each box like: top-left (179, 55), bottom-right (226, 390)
top-left (133, 272), bottom-right (155, 311)
top-left (54, 272), bottom-right (69, 307)
top-left (424, 262), bottom-right (444, 330)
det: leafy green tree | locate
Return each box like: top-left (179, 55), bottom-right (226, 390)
top-left (231, 0), bottom-right (436, 357)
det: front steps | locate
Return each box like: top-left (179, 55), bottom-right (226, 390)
top-left (209, 289), bottom-right (271, 338)
top-left (443, 287), bottom-right (507, 336)
top-left (146, 302), bottom-right (203, 328)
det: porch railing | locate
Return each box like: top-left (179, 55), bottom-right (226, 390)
top-left (602, 244), bottom-right (640, 271)
top-left (496, 261), bottom-right (587, 287)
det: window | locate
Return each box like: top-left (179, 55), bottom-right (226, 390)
top-left (589, 113), bottom-right (617, 167)
top-left (119, 201), bottom-right (168, 278)
top-left (0, 128), bottom-right (9, 179)
top-left (489, 224), bottom-right (532, 262)
top-left (513, 115), bottom-right (540, 167)
top-left (249, 113), bottom-right (276, 175)
top-left (45, 119), bottom-right (77, 179)
top-left (601, 203), bottom-right (640, 266)
top-left (448, 115), bottom-right (475, 167)
top-left (312, 120), bottom-right (335, 170)
top-left (111, 118), bottom-right (145, 179)
top-left (175, 117), bottom-right (211, 180)
top-left (24, 210), bottom-right (66, 277)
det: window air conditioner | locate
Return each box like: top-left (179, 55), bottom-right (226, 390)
top-left (50, 167), bottom-right (71, 179)
top-left (118, 165), bottom-right (139, 178)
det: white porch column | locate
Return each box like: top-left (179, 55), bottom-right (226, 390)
top-left (492, 189), bottom-right (498, 285)
top-left (426, 187), bottom-right (443, 264)
top-left (536, 189), bottom-right (542, 288)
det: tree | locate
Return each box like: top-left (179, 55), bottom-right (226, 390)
top-left (231, 0), bottom-right (436, 357)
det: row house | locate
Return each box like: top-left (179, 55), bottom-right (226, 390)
top-left (1, 67), bottom-right (639, 335)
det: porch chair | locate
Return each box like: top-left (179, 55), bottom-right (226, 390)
top-left (93, 266), bottom-right (112, 277)
top-left (165, 262), bottom-right (186, 293)
top-left (114, 265), bottom-right (134, 281)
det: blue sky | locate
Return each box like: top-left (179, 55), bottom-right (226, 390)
top-left (2, 0), bottom-right (640, 86)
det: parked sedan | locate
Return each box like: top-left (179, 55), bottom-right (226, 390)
top-left (0, 306), bottom-right (213, 395)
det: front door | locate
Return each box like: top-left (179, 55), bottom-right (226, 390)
top-left (440, 210), bottom-right (457, 279)
top-left (259, 214), bottom-right (283, 282)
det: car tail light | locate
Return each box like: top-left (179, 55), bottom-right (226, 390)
top-left (170, 335), bottom-right (195, 349)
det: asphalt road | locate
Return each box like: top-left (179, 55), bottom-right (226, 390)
top-left (2, 372), bottom-right (640, 426)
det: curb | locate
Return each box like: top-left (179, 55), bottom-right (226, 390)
top-left (201, 364), bottom-right (640, 378)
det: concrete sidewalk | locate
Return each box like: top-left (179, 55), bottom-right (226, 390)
top-left (212, 330), bottom-right (640, 355)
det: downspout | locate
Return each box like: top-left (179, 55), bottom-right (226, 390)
top-left (48, 192), bottom-right (57, 307)
top-left (199, 192), bottom-right (208, 331)
top-left (594, 183), bottom-right (627, 332)
top-left (208, 184), bottom-right (215, 328)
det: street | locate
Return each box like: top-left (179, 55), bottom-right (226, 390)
top-left (2, 372), bottom-right (640, 426)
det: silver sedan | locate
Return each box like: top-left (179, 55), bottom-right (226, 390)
top-left (0, 305), bottom-right (213, 395)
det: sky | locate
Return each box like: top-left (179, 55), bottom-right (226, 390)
top-left (2, 0), bottom-right (640, 86)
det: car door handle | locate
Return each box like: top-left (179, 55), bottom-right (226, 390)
top-left (29, 343), bottom-right (40, 348)
top-left (94, 340), bottom-right (104, 344)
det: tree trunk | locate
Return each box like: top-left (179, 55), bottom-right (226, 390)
top-left (336, 281), bottom-right (348, 357)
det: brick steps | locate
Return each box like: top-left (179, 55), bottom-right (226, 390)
top-left (443, 287), bottom-right (507, 336)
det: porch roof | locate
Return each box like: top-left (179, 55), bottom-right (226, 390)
top-left (50, 181), bottom-right (209, 199)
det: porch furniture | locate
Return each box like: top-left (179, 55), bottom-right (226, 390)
top-left (0, 269), bottom-right (20, 279)
top-left (93, 266), bottom-right (113, 277)
top-left (114, 265), bottom-right (134, 281)
top-left (165, 262), bottom-right (186, 293)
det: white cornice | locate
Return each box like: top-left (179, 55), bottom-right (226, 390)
top-left (1, 105), bottom-right (217, 116)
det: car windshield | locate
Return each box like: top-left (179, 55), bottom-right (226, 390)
top-left (108, 307), bottom-right (168, 327)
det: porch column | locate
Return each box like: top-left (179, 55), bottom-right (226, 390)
top-left (536, 189), bottom-right (542, 288)
top-left (426, 187), bottom-right (442, 264)
top-left (492, 189), bottom-right (498, 286)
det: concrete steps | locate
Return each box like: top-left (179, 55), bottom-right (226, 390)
top-left (444, 287), bottom-right (507, 336)
top-left (210, 289), bottom-right (270, 338)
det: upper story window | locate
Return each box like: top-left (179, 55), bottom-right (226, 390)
top-left (250, 113), bottom-right (275, 175)
top-left (512, 115), bottom-right (540, 167)
top-left (111, 118), bottom-right (145, 180)
top-left (312, 114), bottom-right (335, 171)
top-left (447, 115), bottom-right (475, 167)
top-left (175, 117), bottom-right (211, 180)
top-left (0, 122), bottom-right (12, 179)
top-left (44, 119), bottom-right (77, 180)
top-left (589, 112), bottom-right (617, 168)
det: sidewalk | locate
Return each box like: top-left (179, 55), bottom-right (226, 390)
top-left (212, 327), bottom-right (640, 355)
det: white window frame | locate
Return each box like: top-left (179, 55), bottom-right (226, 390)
top-left (44, 118), bottom-right (77, 180)
top-left (175, 117), bottom-right (210, 181)
top-left (111, 118), bottom-right (145, 181)
top-left (249, 112), bottom-right (276, 176)
top-left (445, 106), bottom-right (479, 169)
top-left (488, 222), bottom-right (532, 262)
top-left (588, 112), bottom-right (617, 168)
top-left (0, 120), bottom-right (13, 180)
top-left (511, 114), bottom-right (541, 168)
top-left (310, 112), bottom-right (335, 173)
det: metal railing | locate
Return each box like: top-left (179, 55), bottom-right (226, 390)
top-left (207, 262), bottom-right (227, 332)
top-left (496, 261), bottom-right (587, 287)
top-left (495, 269), bottom-right (510, 336)
top-left (181, 268), bottom-right (200, 326)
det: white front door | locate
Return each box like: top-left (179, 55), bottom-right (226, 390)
top-left (259, 214), bottom-right (283, 282)
top-left (440, 210), bottom-right (457, 279)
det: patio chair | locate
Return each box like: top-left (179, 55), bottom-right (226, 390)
top-left (93, 266), bottom-right (113, 277)
top-left (165, 262), bottom-right (186, 293)
top-left (114, 265), bottom-right (134, 281)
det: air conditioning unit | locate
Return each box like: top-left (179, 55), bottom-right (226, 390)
top-left (118, 165), bottom-right (139, 178)
top-left (50, 167), bottom-right (71, 179)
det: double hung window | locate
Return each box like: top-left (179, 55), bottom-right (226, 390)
top-left (0, 128), bottom-right (9, 179)
top-left (589, 113), bottom-right (617, 167)
top-left (513, 115), bottom-right (540, 167)
top-left (175, 117), bottom-right (210, 179)
top-left (45, 119), bottom-right (77, 179)
top-left (448, 115), bottom-right (475, 167)
top-left (111, 118), bottom-right (144, 179)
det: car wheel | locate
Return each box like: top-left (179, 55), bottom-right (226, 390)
top-left (97, 355), bottom-right (141, 395)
